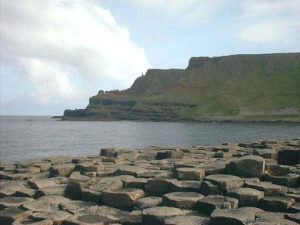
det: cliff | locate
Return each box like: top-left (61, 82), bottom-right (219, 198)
top-left (63, 53), bottom-right (300, 122)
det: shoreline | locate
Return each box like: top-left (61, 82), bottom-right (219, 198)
top-left (0, 138), bottom-right (300, 224)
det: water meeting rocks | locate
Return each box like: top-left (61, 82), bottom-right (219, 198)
top-left (0, 137), bottom-right (300, 224)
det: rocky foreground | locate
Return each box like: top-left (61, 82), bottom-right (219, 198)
top-left (1, 139), bottom-right (300, 225)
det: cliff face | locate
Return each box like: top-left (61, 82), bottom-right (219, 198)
top-left (63, 53), bottom-right (300, 122)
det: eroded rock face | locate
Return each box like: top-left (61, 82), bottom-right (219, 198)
top-left (1, 138), bottom-right (300, 225)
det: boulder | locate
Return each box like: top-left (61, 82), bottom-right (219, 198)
top-left (228, 188), bottom-right (264, 207)
top-left (226, 155), bottom-right (265, 178)
top-left (142, 206), bottom-right (184, 225)
top-left (259, 196), bottom-right (295, 212)
top-left (162, 192), bottom-right (204, 209)
top-left (175, 168), bottom-right (205, 181)
top-left (204, 174), bottom-right (244, 194)
top-left (102, 188), bottom-right (145, 210)
top-left (196, 195), bottom-right (239, 216)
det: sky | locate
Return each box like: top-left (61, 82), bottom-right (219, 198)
top-left (0, 0), bottom-right (299, 116)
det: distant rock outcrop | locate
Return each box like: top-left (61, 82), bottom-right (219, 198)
top-left (63, 53), bottom-right (300, 122)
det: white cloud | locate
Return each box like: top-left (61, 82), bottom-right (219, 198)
top-left (238, 0), bottom-right (300, 44)
top-left (0, 0), bottom-right (149, 113)
top-left (126, 0), bottom-right (224, 26)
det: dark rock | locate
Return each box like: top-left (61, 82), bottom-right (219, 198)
top-left (226, 155), bottom-right (265, 178)
top-left (142, 206), bottom-right (184, 225)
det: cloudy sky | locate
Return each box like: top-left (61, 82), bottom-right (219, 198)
top-left (1, 0), bottom-right (299, 115)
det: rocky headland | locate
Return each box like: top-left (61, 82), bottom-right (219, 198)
top-left (1, 138), bottom-right (300, 224)
top-left (63, 53), bottom-right (300, 122)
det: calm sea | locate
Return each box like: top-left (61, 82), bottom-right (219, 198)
top-left (0, 116), bottom-right (300, 162)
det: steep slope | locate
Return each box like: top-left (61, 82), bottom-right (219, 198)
top-left (63, 53), bottom-right (300, 122)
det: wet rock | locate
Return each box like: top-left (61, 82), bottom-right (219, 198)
top-left (175, 168), bottom-right (205, 181)
top-left (0, 207), bottom-right (30, 225)
top-left (142, 206), bottom-right (184, 225)
top-left (245, 181), bottom-right (288, 196)
top-left (228, 188), bottom-right (264, 207)
top-left (164, 215), bottom-right (209, 225)
top-left (135, 197), bottom-right (162, 209)
top-left (204, 174), bottom-right (244, 194)
top-left (162, 192), bottom-right (204, 209)
top-left (210, 207), bottom-right (263, 225)
top-left (226, 155), bottom-right (265, 178)
top-left (49, 164), bottom-right (75, 177)
top-left (196, 195), bottom-right (239, 216)
top-left (259, 196), bottom-right (295, 212)
top-left (102, 188), bottom-right (145, 210)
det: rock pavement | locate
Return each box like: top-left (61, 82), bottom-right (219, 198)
top-left (0, 138), bottom-right (300, 224)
